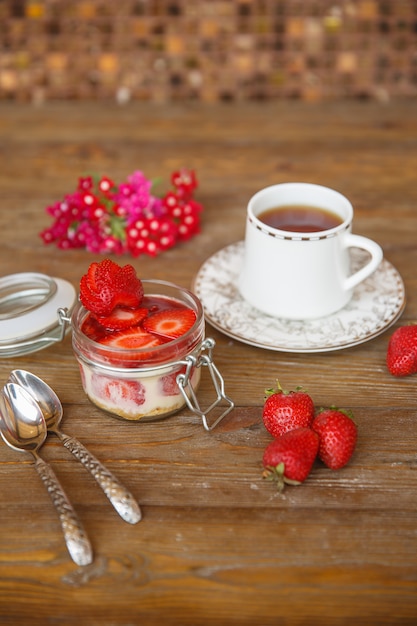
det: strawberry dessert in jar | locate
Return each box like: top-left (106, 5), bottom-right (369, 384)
top-left (71, 260), bottom-right (233, 427)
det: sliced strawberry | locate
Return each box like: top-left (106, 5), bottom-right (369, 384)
top-left (111, 263), bottom-right (144, 308)
top-left (159, 366), bottom-right (187, 396)
top-left (97, 327), bottom-right (165, 365)
top-left (79, 259), bottom-right (144, 316)
top-left (143, 308), bottom-right (196, 339)
top-left (81, 312), bottom-right (106, 342)
top-left (80, 259), bottom-right (119, 314)
top-left (91, 373), bottom-right (146, 407)
top-left (95, 307), bottom-right (149, 331)
top-left (85, 259), bottom-right (119, 293)
top-left (80, 272), bottom-right (113, 316)
top-left (99, 326), bottom-right (164, 351)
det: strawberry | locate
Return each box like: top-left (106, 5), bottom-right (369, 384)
top-left (262, 381), bottom-right (314, 438)
top-left (91, 374), bottom-right (146, 407)
top-left (99, 326), bottom-right (164, 351)
top-left (79, 259), bottom-right (144, 316)
top-left (262, 427), bottom-right (319, 491)
top-left (159, 366), bottom-right (187, 396)
top-left (97, 327), bottom-right (165, 366)
top-left (95, 306), bottom-right (148, 331)
top-left (80, 312), bottom-right (106, 342)
top-left (312, 408), bottom-right (357, 470)
top-left (143, 308), bottom-right (196, 339)
top-left (386, 325), bottom-right (417, 377)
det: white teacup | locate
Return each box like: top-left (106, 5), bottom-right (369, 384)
top-left (238, 182), bottom-right (383, 320)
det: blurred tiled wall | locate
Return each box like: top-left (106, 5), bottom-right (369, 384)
top-left (0, 0), bottom-right (416, 103)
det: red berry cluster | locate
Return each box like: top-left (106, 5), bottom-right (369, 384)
top-left (40, 168), bottom-right (202, 258)
top-left (261, 382), bottom-right (358, 492)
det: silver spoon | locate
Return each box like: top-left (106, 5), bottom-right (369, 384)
top-left (9, 370), bottom-right (141, 525)
top-left (0, 383), bottom-right (93, 566)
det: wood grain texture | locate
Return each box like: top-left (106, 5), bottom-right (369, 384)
top-left (0, 101), bottom-right (417, 625)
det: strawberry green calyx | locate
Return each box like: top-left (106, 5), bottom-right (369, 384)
top-left (317, 406), bottom-right (355, 422)
top-left (262, 462), bottom-right (301, 492)
top-left (264, 380), bottom-right (309, 398)
top-left (264, 380), bottom-right (284, 398)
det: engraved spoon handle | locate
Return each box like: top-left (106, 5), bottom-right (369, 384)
top-left (57, 431), bottom-right (141, 525)
top-left (34, 454), bottom-right (93, 566)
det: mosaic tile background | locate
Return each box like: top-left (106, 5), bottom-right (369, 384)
top-left (0, 0), bottom-right (416, 103)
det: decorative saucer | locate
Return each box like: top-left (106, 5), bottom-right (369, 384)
top-left (193, 241), bottom-right (405, 353)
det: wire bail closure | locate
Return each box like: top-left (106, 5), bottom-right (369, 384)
top-left (176, 337), bottom-right (234, 431)
top-left (56, 307), bottom-right (72, 339)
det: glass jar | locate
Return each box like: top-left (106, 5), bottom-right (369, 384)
top-left (71, 279), bottom-right (233, 428)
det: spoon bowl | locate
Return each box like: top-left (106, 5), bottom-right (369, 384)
top-left (0, 384), bottom-right (46, 452)
top-left (9, 369), bottom-right (141, 524)
top-left (9, 369), bottom-right (62, 430)
top-left (0, 383), bottom-right (93, 566)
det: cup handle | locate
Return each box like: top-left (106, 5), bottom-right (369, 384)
top-left (343, 234), bottom-right (383, 292)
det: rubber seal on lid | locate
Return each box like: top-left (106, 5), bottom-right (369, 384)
top-left (0, 272), bottom-right (77, 357)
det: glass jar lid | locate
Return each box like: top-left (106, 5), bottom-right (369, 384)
top-left (0, 272), bottom-right (76, 357)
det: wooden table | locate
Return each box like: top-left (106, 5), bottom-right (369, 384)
top-left (0, 100), bottom-right (416, 625)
